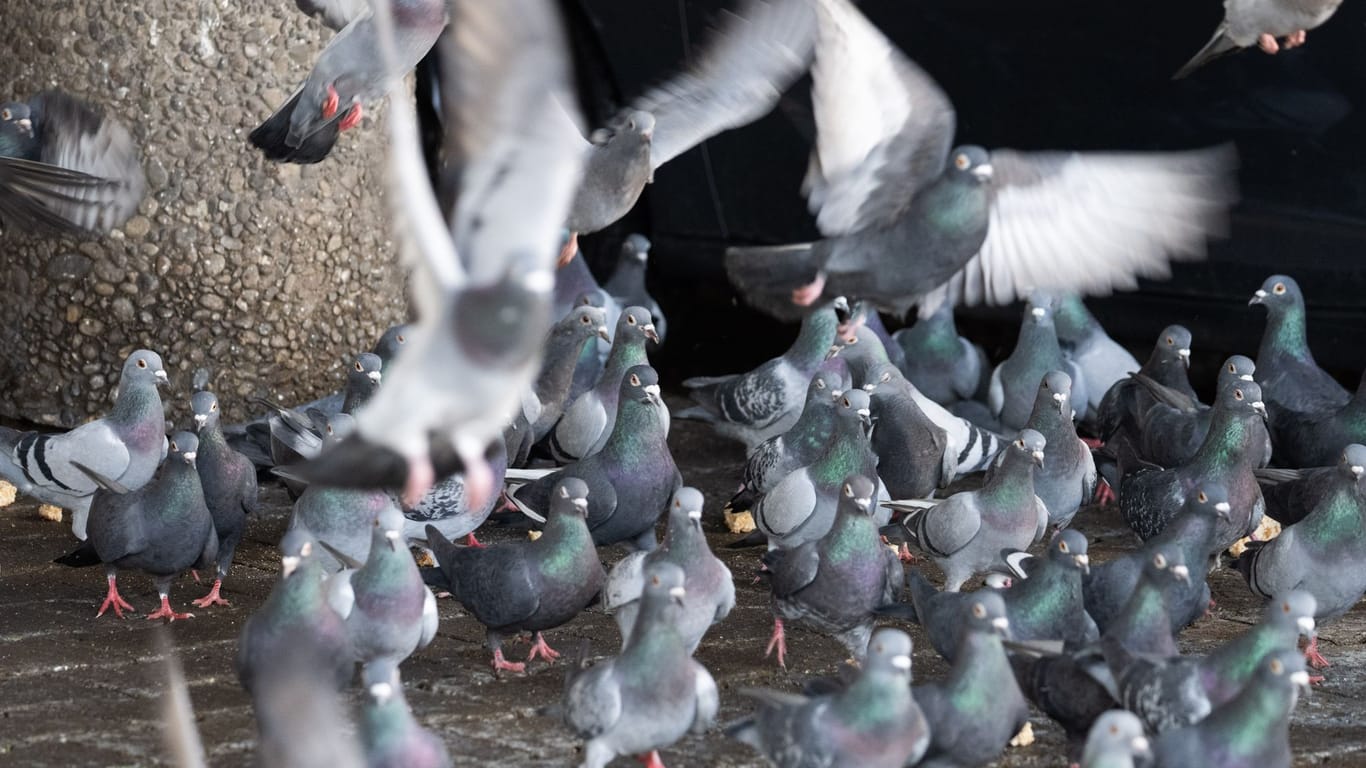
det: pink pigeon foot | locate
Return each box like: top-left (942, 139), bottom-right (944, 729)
top-left (558, 231), bottom-right (580, 268)
top-left (491, 648), bottom-right (526, 674)
top-left (637, 752), bottom-right (667, 768)
top-left (526, 632), bottom-right (561, 664)
top-left (464, 532), bottom-right (487, 548)
top-left (146, 595), bottom-right (194, 622)
top-left (791, 273), bottom-right (827, 307)
top-left (1081, 437), bottom-right (1104, 449)
top-left (1284, 29), bottom-right (1307, 49)
top-left (1094, 479), bottom-right (1117, 507)
top-left (338, 103), bottom-right (362, 131)
top-left (191, 579), bottom-right (230, 608)
top-left (97, 575), bottom-right (135, 618)
top-left (1258, 33), bottom-right (1280, 54)
top-left (765, 617), bottom-right (788, 669)
top-left (403, 455), bottom-right (436, 509)
top-left (1304, 636), bottom-right (1331, 670)
top-left (321, 83), bottom-right (340, 119)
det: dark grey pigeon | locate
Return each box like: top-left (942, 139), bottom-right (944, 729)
top-left (1013, 371), bottom-right (1096, 527)
top-left (762, 475), bottom-right (904, 667)
top-left (1104, 545), bottom-right (1192, 658)
top-left (188, 391), bottom-right (260, 608)
top-left (681, 299), bottom-right (845, 450)
top-left (1053, 295), bottom-right (1141, 426)
top-left (562, 561), bottom-right (719, 768)
top-left (1080, 711), bottom-right (1150, 768)
top-left (729, 357), bottom-right (852, 512)
top-left (725, 0), bottom-right (1232, 321)
top-left (1250, 275), bottom-right (1351, 441)
top-left (890, 429), bottom-right (1049, 591)
top-left (286, 479), bottom-right (403, 571)
top-left (1273, 368), bottom-right (1366, 468)
top-left (0, 90), bottom-right (146, 234)
top-left (603, 487), bottom-right (734, 652)
top-left (603, 234), bottom-right (667, 344)
top-left (428, 478), bottom-right (605, 672)
top-left (892, 303), bottom-right (988, 406)
top-left (527, 304), bottom-right (611, 452)
top-left (1104, 638), bottom-right (1214, 734)
top-left (1119, 379), bottom-right (1268, 549)
top-left (77, 432), bottom-right (218, 622)
top-left (1174, 0), bottom-right (1344, 78)
top-left (913, 591), bottom-right (1030, 768)
top-left (989, 295), bottom-right (1085, 433)
top-left (864, 362), bottom-right (1005, 481)
top-left (864, 362), bottom-right (953, 501)
top-left (826, 322), bottom-right (893, 389)
top-left (401, 438), bottom-right (507, 548)
top-left (1095, 324), bottom-right (1193, 464)
top-left (511, 365), bottom-right (681, 551)
top-left (372, 324), bottom-right (411, 375)
top-left (341, 353), bottom-right (384, 413)
top-left (1151, 649), bottom-right (1310, 768)
top-left (359, 672), bottom-right (452, 768)
top-left (0, 349), bottom-right (168, 540)
top-left (324, 515), bottom-right (439, 686)
top-left (1255, 443), bottom-right (1365, 526)
top-left (1134, 354), bottom-right (1269, 469)
top-left (727, 627), bottom-right (930, 768)
top-left (1007, 644), bottom-right (1119, 754)
top-left (259, 394), bottom-right (361, 496)
top-left (854, 303), bottom-right (908, 372)
top-left (551, 306), bottom-right (659, 462)
top-left (1197, 590), bottom-right (1318, 708)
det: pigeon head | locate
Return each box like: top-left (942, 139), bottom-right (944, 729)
top-left (1249, 274), bottom-right (1303, 312)
top-left (947, 145), bottom-right (992, 183)
top-left (561, 304), bottom-right (611, 343)
top-left (811, 357), bottom-right (852, 400)
top-left (372, 324), bottom-right (411, 371)
top-left (452, 269), bottom-right (554, 368)
top-left (965, 590), bottom-right (1010, 638)
top-left (621, 365), bottom-right (663, 408)
top-left (169, 431), bottom-right (200, 468)
top-left (838, 475), bottom-right (877, 516)
top-left (861, 362), bottom-right (901, 395)
top-left (617, 305), bottom-right (659, 344)
top-left (1338, 444), bottom-right (1366, 485)
top-left (1083, 711), bottom-right (1150, 764)
top-left (1188, 482), bottom-right (1232, 522)
top-left (1219, 355), bottom-right (1256, 386)
top-left (1152, 325), bottom-right (1192, 368)
top-left (575, 289), bottom-right (607, 309)
top-left (1023, 292), bottom-right (1055, 327)
top-left (1048, 529), bottom-right (1090, 574)
top-left (374, 506), bottom-right (405, 552)
top-left (279, 528), bottom-right (314, 577)
top-left (323, 412), bottom-right (357, 448)
top-left (830, 296), bottom-right (853, 327)
top-left (1050, 294), bottom-right (1092, 345)
top-left (834, 388), bottom-right (873, 433)
top-left (1267, 590), bottom-right (1318, 641)
top-left (0, 101), bottom-right (32, 133)
top-left (190, 390), bottom-right (221, 431)
top-left (643, 561), bottom-right (687, 608)
top-left (1217, 379), bottom-right (1266, 420)
top-left (1013, 428), bottom-right (1047, 467)
top-left (865, 628), bottom-right (914, 683)
top-left (1037, 370), bottom-right (1073, 416)
top-left (621, 233), bottom-right (651, 262)
top-left (1144, 545), bottom-right (1189, 585)
top-left (667, 487), bottom-right (705, 531)
top-left (615, 109), bottom-right (655, 144)
top-left (1260, 648), bottom-right (1312, 698)
top-left (550, 477), bottom-right (592, 519)
top-left (122, 349), bottom-right (170, 388)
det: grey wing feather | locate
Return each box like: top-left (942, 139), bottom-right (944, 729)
top-left (602, 550), bottom-right (648, 612)
top-left (1131, 372), bottom-right (1201, 413)
top-left (755, 468), bottom-right (818, 538)
top-left (692, 664), bottom-right (720, 732)
top-left (767, 542), bottom-right (821, 597)
top-left (565, 663), bottom-right (623, 738)
top-left (39, 422), bottom-right (133, 494)
top-left (915, 494), bottom-right (981, 557)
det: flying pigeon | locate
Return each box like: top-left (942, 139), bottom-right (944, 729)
top-left (1174, 0), bottom-right (1345, 79)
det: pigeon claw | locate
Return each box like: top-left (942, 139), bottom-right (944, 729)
top-left (191, 579), bottom-right (231, 608)
top-left (791, 273), bottom-right (827, 307)
top-left (97, 576), bottom-right (135, 619)
top-left (403, 455), bottom-right (437, 509)
top-left (1304, 636), bottom-right (1331, 670)
top-left (1283, 29), bottom-right (1307, 49)
top-left (1093, 478), bottom-right (1117, 507)
top-left (526, 632), bottom-right (561, 664)
top-left (338, 103), bottom-right (362, 132)
top-left (637, 751), bottom-right (667, 768)
top-left (464, 532), bottom-right (487, 549)
top-left (558, 231), bottom-right (580, 268)
top-left (1257, 33), bottom-right (1280, 54)
top-left (764, 617), bottom-right (788, 669)
top-left (321, 83), bottom-right (340, 119)
top-left (898, 542), bottom-right (916, 564)
top-left (146, 596), bottom-right (194, 622)
top-left (491, 648), bottom-right (526, 674)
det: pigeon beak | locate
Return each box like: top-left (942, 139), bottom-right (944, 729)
top-left (642, 383), bottom-right (662, 406)
top-left (193, 413), bottom-right (207, 429)
top-left (1074, 553), bottom-right (1090, 575)
top-left (16, 117), bottom-right (32, 134)
top-left (669, 585), bottom-right (686, 605)
top-left (1239, 374), bottom-right (1254, 381)
top-left (1249, 289), bottom-right (1267, 306)
top-left (572, 497), bottom-right (589, 516)
top-left (1252, 401), bottom-right (1267, 418)
top-left (281, 555), bottom-right (301, 577)
top-left (1297, 616), bottom-right (1316, 637)
top-left (854, 496), bottom-right (872, 514)
top-left (1177, 349), bottom-right (1191, 368)
top-left (596, 326), bottom-right (611, 342)
top-left (1052, 391), bottom-right (1067, 414)
top-left (891, 654), bottom-right (911, 671)
top-left (155, 369), bottom-right (170, 386)
top-left (1352, 465), bottom-right (1364, 479)
top-left (1031, 450), bottom-right (1045, 467)
top-left (825, 345), bottom-right (842, 361)
top-left (991, 616), bottom-right (1010, 634)
top-left (1172, 564), bottom-right (1191, 583)
top-left (857, 408), bottom-right (871, 426)
top-left (687, 508), bottom-right (702, 527)
top-left (367, 371), bottom-right (382, 383)
top-left (182, 451), bottom-right (197, 467)
top-left (642, 324), bottom-right (659, 344)
top-left (833, 296), bottom-right (851, 322)
top-left (1132, 735), bottom-right (1151, 755)
top-left (971, 163), bottom-right (993, 181)
top-left (385, 529), bottom-right (400, 550)
top-left (1291, 669), bottom-right (1312, 693)
top-left (1030, 306), bottom-right (1046, 320)
top-left (1214, 501), bottom-right (1231, 520)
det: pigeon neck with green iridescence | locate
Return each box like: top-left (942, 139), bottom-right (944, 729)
top-left (537, 324), bottom-right (599, 402)
top-left (353, 534), bottom-right (415, 594)
top-left (271, 559), bottom-right (330, 619)
top-left (909, 309), bottom-right (963, 362)
top-left (920, 171), bottom-right (991, 240)
top-left (831, 670), bottom-right (916, 731)
top-left (362, 696), bottom-right (420, 756)
top-left (808, 415), bottom-right (875, 488)
top-left (534, 509), bottom-right (596, 578)
top-left (978, 450), bottom-right (1038, 507)
top-left (1301, 482), bottom-right (1366, 549)
top-left (108, 377), bottom-right (164, 425)
top-left (1189, 406), bottom-right (1258, 477)
top-left (945, 631), bottom-right (1015, 711)
top-left (1108, 574), bottom-right (1177, 656)
top-left (619, 597), bottom-right (690, 668)
top-left (1199, 620), bottom-right (1297, 704)
top-left (1196, 672), bottom-right (1297, 760)
top-left (155, 461), bottom-right (205, 519)
top-left (1259, 299), bottom-right (1315, 367)
top-left (594, 337), bottom-right (649, 400)
top-left (788, 308), bottom-right (839, 370)
top-left (601, 398), bottom-right (670, 466)
top-left (0, 123), bottom-right (39, 160)
top-left (818, 508), bottom-right (880, 569)
top-left (1010, 558), bottom-right (1081, 628)
top-left (787, 394), bottom-right (839, 458)
top-left (1052, 296), bottom-right (1097, 346)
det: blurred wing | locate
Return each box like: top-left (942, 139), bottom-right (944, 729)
top-left (630, 0), bottom-right (817, 170)
top-left (803, 0), bottom-right (955, 236)
top-left (295, 0), bottom-right (369, 30)
top-left (925, 145), bottom-right (1237, 312)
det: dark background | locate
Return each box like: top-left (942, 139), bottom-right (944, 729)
top-left (561, 0), bottom-right (1366, 391)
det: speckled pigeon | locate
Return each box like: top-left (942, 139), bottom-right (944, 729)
top-left (428, 477), bottom-right (604, 672)
top-left (1174, 0), bottom-right (1344, 79)
top-left (551, 306), bottom-right (660, 462)
top-left (187, 391), bottom-right (260, 608)
top-left (727, 627), bottom-right (930, 768)
top-left (762, 475), bottom-right (904, 667)
top-left (561, 561), bottom-right (719, 768)
top-left (0, 349), bottom-right (168, 540)
top-left (603, 487), bottom-right (734, 652)
top-left (989, 295), bottom-right (1086, 433)
top-left (1012, 371), bottom-right (1096, 527)
top-left (1053, 294), bottom-right (1140, 426)
top-left (891, 303), bottom-right (988, 406)
top-left (359, 673), bottom-right (452, 768)
top-left (0, 89), bottom-right (146, 234)
top-left (402, 438), bottom-right (506, 548)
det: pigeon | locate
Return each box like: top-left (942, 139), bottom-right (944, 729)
top-left (527, 303), bottom-right (612, 451)
top-left (1198, 590), bottom-right (1318, 708)
top-left (826, 322), bottom-right (896, 389)
top-left (864, 362), bottom-right (1005, 480)
top-left (340, 353), bottom-right (384, 413)
top-left (324, 515), bottom-right (439, 685)
top-left (603, 234), bottom-right (667, 345)
top-left (1255, 443), bottom-right (1366, 526)
top-left (864, 362), bottom-right (952, 500)
top-left (187, 391), bottom-right (260, 608)
top-left (551, 306), bottom-right (660, 462)
top-left (1104, 545), bottom-right (1192, 658)
top-left (762, 475), bottom-right (904, 667)
top-left (76, 432), bottom-right (218, 622)
top-left (286, 482), bottom-right (403, 572)
top-left (1271, 368), bottom-right (1366, 468)
top-left (912, 590), bottom-right (1030, 768)
top-left (1086, 484), bottom-right (1230, 634)
top-left (401, 438), bottom-right (507, 547)
top-left (1249, 275), bottom-right (1351, 440)
top-left (1151, 649), bottom-right (1310, 768)
top-left (510, 365), bottom-right (681, 551)
top-left (1053, 294), bottom-right (1141, 425)
top-left (889, 429), bottom-right (1049, 591)
top-left (250, 0), bottom-right (448, 163)
top-left (427, 477), bottom-right (605, 672)
top-left (1104, 636), bottom-right (1216, 734)
top-left (1119, 380), bottom-right (1268, 549)
top-left (1080, 711), bottom-right (1151, 768)
top-left (1013, 371), bottom-right (1097, 527)
top-left (680, 299), bottom-right (845, 450)
top-left (1235, 444), bottom-right (1366, 666)
top-left (725, 0), bottom-right (1234, 321)
top-left (562, 561), bottom-right (719, 768)
top-left (293, 0), bottom-right (585, 511)
top-left (359, 673), bottom-right (452, 768)
top-left (990, 295), bottom-right (1086, 434)
top-left (558, 287), bottom-right (618, 405)
top-left (0, 349), bottom-right (168, 540)
top-left (1174, 0), bottom-right (1345, 79)
top-left (729, 357), bottom-right (852, 512)
top-left (562, 0), bottom-right (817, 240)
top-left (726, 627), bottom-right (930, 768)
top-left (752, 388), bottom-right (880, 550)
top-left (603, 487), bottom-right (734, 652)
top-left (266, 410), bottom-right (356, 497)
top-left (372, 324), bottom-right (412, 374)
top-left (891, 303), bottom-right (988, 406)
top-left (0, 89), bottom-right (146, 234)
top-left (1008, 644), bottom-right (1121, 754)
top-left (262, 353), bottom-right (379, 475)
top-left (1096, 324), bottom-right (1194, 452)
top-left (1134, 354), bottom-right (1269, 469)
top-left (236, 529), bottom-right (352, 696)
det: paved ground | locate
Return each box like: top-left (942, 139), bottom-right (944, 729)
top-left (2, 397), bottom-right (1365, 767)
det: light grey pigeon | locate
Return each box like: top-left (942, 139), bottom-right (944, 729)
top-left (726, 627), bottom-right (930, 768)
top-left (889, 429), bottom-right (1049, 591)
top-left (526, 303), bottom-right (612, 451)
top-left (1174, 0), bottom-right (1344, 78)
top-left (680, 299), bottom-right (845, 450)
top-left (286, 483), bottom-right (404, 572)
top-left (603, 487), bottom-right (734, 653)
top-left (989, 294), bottom-right (1087, 433)
top-left (250, 0), bottom-right (448, 163)
top-left (1080, 711), bottom-right (1151, 768)
top-left (864, 362), bottom-right (1005, 480)
top-left (0, 349), bottom-right (168, 540)
top-left (762, 475), bottom-right (904, 667)
top-left (562, 561), bottom-right (719, 768)
top-left (359, 671), bottom-right (452, 768)
top-left (862, 362), bottom-right (954, 500)
top-left (1053, 294), bottom-right (1141, 426)
top-left (401, 438), bottom-right (507, 548)
top-left (725, 0), bottom-right (1234, 321)
top-left (324, 515), bottom-right (439, 686)
top-left (1011, 371), bottom-right (1096, 528)
top-left (551, 306), bottom-right (660, 462)
top-left (293, 0), bottom-right (586, 512)
top-left (603, 234), bottom-right (666, 344)
top-left (0, 90), bottom-right (146, 234)
top-left (891, 303), bottom-right (988, 406)
top-left (188, 391), bottom-right (260, 608)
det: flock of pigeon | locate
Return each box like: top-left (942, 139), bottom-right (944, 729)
top-left (0, 0), bottom-right (1359, 766)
